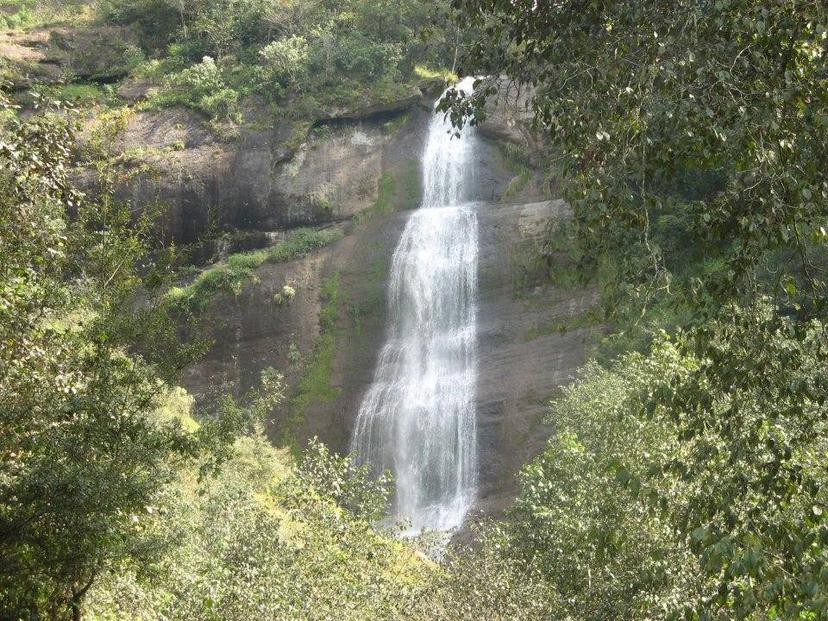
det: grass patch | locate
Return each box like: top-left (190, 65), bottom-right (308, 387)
top-left (355, 162), bottom-right (422, 224)
top-left (503, 169), bottom-right (531, 199)
top-left (510, 237), bottom-right (555, 296)
top-left (284, 273), bottom-right (341, 448)
top-left (0, 0), bottom-right (93, 29)
top-left (514, 218), bottom-right (584, 294)
top-left (375, 173), bottom-right (395, 214)
top-left (40, 83), bottom-right (121, 108)
top-left (168, 227), bottom-right (343, 312)
top-left (400, 158), bottom-right (422, 210)
top-left (381, 111), bottom-right (411, 136)
top-left (414, 64), bottom-right (458, 83)
top-left (347, 254), bottom-right (388, 337)
top-left (355, 173), bottom-right (397, 224)
top-left (118, 140), bottom-right (186, 162)
top-left (500, 143), bottom-right (533, 200)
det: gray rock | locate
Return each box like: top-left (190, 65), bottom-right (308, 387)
top-left (477, 78), bottom-right (537, 147)
top-left (109, 97), bottom-right (438, 243)
top-left (473, 199), bottom-right (598, 516)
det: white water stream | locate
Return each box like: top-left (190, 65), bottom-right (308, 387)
top-left (351, 78), bottom-right (479, 533)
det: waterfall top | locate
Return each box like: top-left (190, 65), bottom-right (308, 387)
top-left (422, 77), bottom-right (478, 209)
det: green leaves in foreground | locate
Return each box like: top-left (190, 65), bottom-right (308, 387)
top-left (505, 300), bottom-right (828, 620)
top-left (658, 303), bottom-right (828, 619)
top-left (0, 104), bottom-right (278, 620)
top-left (447, 0), bottom-right (828, 322)
top-left (85, 435), bottom-right (430, 621)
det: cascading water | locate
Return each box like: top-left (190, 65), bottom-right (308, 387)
top-left (351, 78), bottom-right (479, 534)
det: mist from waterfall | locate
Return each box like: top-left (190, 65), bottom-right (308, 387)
top-left (351, 77), bottom-right (479, 534)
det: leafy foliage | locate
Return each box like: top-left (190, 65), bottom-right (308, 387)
top-left (0, 107), bottom-right (181, 617)
top-left (258, 35), bottom-right (310, 93)
top-left (408, 523), bottom-right (561, 621)
top-left (436, 8), bottom-right (828, 614)
top-left (85, 434), bottom-right (431, 621)
top-left (445, 0), bottom-right (828, 325)
top-left (0, 100), bottom-right (271, 619)
top-left (152, 55), bottom-right (241, 120)
top-left (103, 0), bottom-right (471, 121)
top-left (458, 302), bottom-right (828, 620)
top-left (653, 304), bottom-right (828, 618)
top-left (284, 273), bottom-right (341, 446)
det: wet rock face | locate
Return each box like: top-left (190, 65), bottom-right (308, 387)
top-left (58, 71), bottom-right (539, 254)
top-left (109, 107), bottom-right (383, 243)
top-left (182, 198), bottom-right (598, 522)
top-left (477, 79), bottom-right (537, 147)
top-left (271, 124), bottom-right (387, 226)
top-left (180, 108), bottom-right (434, 449)
top-left (104, 77), bottom-right (539, 246)
top-left (180, 210), bottom-right (410, 453)
top-left (474, 200), bottom-right (599, 517)
top-left (167, 80), bottom-right (595, 520)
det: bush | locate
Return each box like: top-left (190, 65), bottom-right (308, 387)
top-left (273, 284), bottom-right (296, 305)
top-left (486, 302), bottom-right (828, 620)
top-left (508, 348), bottom-right (703, 619)
top-left (259, 35), bottom-right (310, 89)
top-left (199, 87), bottom-right (239, 119)
top-left (148, 56), bottom-right (241, 121)
top-left (409, 523), bottom-right (561, 621)
top-left (85, 436), bottom-right (431, 621)
top-left (332, 35), bottom-right (404, 81)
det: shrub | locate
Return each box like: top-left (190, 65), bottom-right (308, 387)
top-left (148, 56), bottom-right (241, 121)
top-left (273, 284), bottom-right (296, 305)
top-left (85, 436), bottom-right (430, 621)
top-left (487, 302), bottom-right (828, 620)
top-left (199, 87), bottom-right (239, 119)
top-left (259, 35), bottom-right (310, 88)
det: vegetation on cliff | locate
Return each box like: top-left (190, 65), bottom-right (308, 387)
top-left (167, 227), bottom-right (343, 313)
top-left (99, 0), bottom-right (461, 129)
top-left (2, 0), bottom-right (828, 619)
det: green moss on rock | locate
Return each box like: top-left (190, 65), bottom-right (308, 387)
top-left (168, 227), bottom-right (343, 313)
top-left (284, 272), bottom-right (341, 448)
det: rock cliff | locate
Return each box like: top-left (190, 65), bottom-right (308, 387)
top-left (2, 32), bottom-right (597, 517)
top-left (176, 89), bottom-right (598, 518)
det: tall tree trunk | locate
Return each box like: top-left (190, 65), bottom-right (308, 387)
top-left (451, 24), bottom-right (460, 75)
top-left (70, 597), bottom-right (81, 621)
top-left (178, 0), bottom-right (187, 39)
top-left (69, 576), bottom-right (94, 621)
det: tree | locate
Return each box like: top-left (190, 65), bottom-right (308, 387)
top-left (475, 302), bottom-right (828, 619)
top-left (0, 102), bottom-right (248, 619)
top-left (444, 0), bottom-right (828, 320)
top-left (653, 304), bottom-right (828, 619)
top-left (84, 435), bottom-right (432, 620)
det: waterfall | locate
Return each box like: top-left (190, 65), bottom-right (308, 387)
top-left (351, 78), bottom-right (479, 533)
